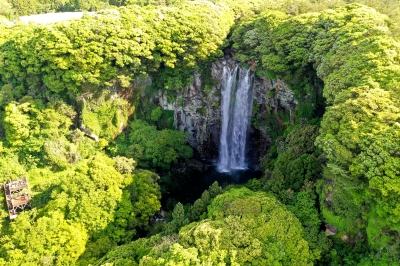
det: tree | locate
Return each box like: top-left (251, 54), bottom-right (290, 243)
top-left (0, 0), bottom-right (14, 18)
top-left (168, 202), bottom-right (187, 233)
top-left (139, 188), bottom-right (313, 265)
top-left (110, 120), bottom-right (192, 170)
top-left (0, 210), bottom-right (87, 265)
top-left (231, 4), bottom-right (400, 255)
top-left (97, 188), bottom-right (313, 265)
top-left (8, 0), bottom-right (38, 15)
top-left (3, 102), bottom-right (31, 147)
top-left (113, 155), bottom-right (136, 174)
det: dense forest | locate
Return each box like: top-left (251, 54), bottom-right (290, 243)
top-left (0, 0), bottom-right (400, 265)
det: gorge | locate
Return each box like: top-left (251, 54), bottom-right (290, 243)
top-left (1, 1), bottom-right (400, 265)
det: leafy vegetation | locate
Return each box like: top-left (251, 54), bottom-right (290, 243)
top-left (98, 188), bottom-right (313, 265)
top-left (107, 120), bottom-right (192, 170)
top-left (0, 0), bottom-right (400, 265)
top-left (231, 2), bottom-right (400, 263)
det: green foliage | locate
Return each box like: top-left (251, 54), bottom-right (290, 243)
top-left (257, 124), bottom-right (330, 260)
top-left (0, 2), bottom-right (236, 95)
top-left (8, 0), bottom-right (109, 14)
top-left (81, 91), bottom-right (132, 144)
top-left (96, 234), bottom-right (176, 266)
top-left (357, 128), bottom-right (400, 247)
top-left (0, 150), bottom-right (26, 181)
top-left (150, 106), bottom-right (162, 122)
top-left (98, 188), bottom-right (313, 265)
top-left (113, 155), bottom-right (136, 174)
top-left (167, 202), bottom-right (188, 234)
top-left (127, 170), bottom-right (161, 229)
top-left (0, 210), bottom-right (87, 265)
top-left (317, 88), bottom-right (400, 168)
top-left (311, 6), bottom-right (400, 104)
top-left (109, 119), bottom-right (192, 170)
top-left (92, 182), bottom-right (222, 265)
top-left (358, 252), bottom-right (399, 266)
top-left (165, 181), bottom-right (223, 234)
top-left (288, 183), bottom-right (332, 260)
top-left (231, 8), bottom-right (325, 127)
top-left (97, 169), bottom-right (161, 246)
top-left (264, 124), bottom-right (321, 199)
top-left (133, 95), bottom-right (175, 130)
top-left (2, 0), bottom-right (400, 264)
top-left (196, 107), bottom-right (206, 117)
top-left (317, 87), bottom-right (400, 247)
top-left (0, 154), bottom-right (162, 265)
top-left (2, 100), bottom-right (76, 169)
top-left (0, 0), bottom-right (14, 18)
top-left (3, 102), bottom-right (31, 147)
top-left (140, 188), bottom-right (313, 265)
top-left (43, 156), bottom-right (123, 236)
top-left (225, 0), bottom-right (400, 38)
top-left (232, 3), bottom-right (400, 256)
top-left (9, 0), bottom-right (39, 15)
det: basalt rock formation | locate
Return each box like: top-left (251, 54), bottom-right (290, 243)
top-left (155, 56), bottom-right (298, 164)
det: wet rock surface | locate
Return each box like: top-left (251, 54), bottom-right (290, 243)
top-left (155, 56), bottom-right (297, 163)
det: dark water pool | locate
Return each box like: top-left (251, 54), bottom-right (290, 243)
top-left (160, 165), bottom-right (263, 209)
top-left (203, 167), bottom-right (262, 187)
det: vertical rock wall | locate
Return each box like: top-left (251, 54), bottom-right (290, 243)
top-left (155, 56), bottom-right (298, 163)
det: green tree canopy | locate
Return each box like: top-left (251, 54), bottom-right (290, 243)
top-left (109, 119), bottom-right (192, 170)
top-left (231, 4), bottom-right (400, 252)
top-left (98, 188), bottom-right (313, 265)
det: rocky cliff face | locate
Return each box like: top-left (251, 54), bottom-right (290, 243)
top-left (156, 70), bottom-right (221, 162)
top-left (155, 56), bottom-right (298, 163)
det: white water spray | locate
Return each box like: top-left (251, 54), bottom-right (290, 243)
top-left (217, 63), bottom-right (255, 172)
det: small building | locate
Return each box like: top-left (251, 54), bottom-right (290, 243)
top-left (3, 178), bottom-right (31, 220)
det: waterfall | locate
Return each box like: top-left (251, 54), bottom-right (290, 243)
top-left (217, 63), bottom-right (255, 173)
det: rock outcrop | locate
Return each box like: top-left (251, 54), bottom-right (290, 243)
top-left (155, 56), bottom-right (298, 163)
top-left (156, 70), bottom-right (221, 161)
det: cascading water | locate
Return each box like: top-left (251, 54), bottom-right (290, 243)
top-left (217, 63), bottom-right (255, 173)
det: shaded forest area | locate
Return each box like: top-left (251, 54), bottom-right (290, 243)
top-left (0, 0), bottom-right (400, 265)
